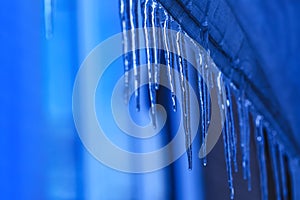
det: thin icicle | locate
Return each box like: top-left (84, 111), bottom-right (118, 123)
top-left (205, 50), bottom-right (211, 127)
top-left (183, 34), bottom-right (192, 170)
top-left (226, 84), bottom-right (238, 172)
top-left (176, 30), bottom-right (192, 169)
top-left (194, 47), bottom-right (207, 166)
top-left (44, 0), bottom-right (53, 39)
top-left (189, 35), bottom-right (207, 166)
top-left (217, 73), bottom-right (234, 199)
top-left (202, 51), bottom-right (209, 166)
top-left (120, 0), bottom-right (132, 104)
top-left (279, 146), bottom-right (288, 200)
top-left (129, 0), bottom-right (141, 111)
top-left (244, 100), bottom-right (251, 191)
top-left (163, 10), bottom-right (177, 111)
top-left (142, 0), bottom-right (157, 128)
top-left (223, 115), bottom-right (235, 200)
top-left (267, 130), bottom-right (282, 200)
top-left (237, 92), bottom-right (251, 190)
top-left (255, 115), bottom-right (268, 200)
top-left (150, 0), bottom-right (160, 91)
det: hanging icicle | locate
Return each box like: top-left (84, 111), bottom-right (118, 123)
top-left (176, 29), bottom-right (192, 169)
top-left (120, 0), bottom-right (132, 104)
top-left (149, 0), bottom-right (160, 91)
top-left (217, 73), bottom-right (234, 199)
top-left (267, 130), bottom-right (282, 200)
top-left (225, 84), bottom-right (238, 173)
top-left (129, 0), bottom-right (141, 111)
top-left (278, 145), bottom-right (288, 200)
top-left (236, 90), bottom-right (252, 190)
top-left (163, 10), bottom-right (177, 111)
top-left (255, 115), bottom-right (268, 200)
top-left (141, 0), bottom-right (157, 128)
top-left (192, 43), bottom-right (207, 166)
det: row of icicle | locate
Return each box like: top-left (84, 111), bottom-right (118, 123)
top-left (42, 0), bottom-right (292, 199)
top-left (119, 0), bottom-right (291, 199)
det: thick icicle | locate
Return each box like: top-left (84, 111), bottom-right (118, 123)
top-left (44, 0), bottom-right (53, 39)
top-left (129, 0), bottom-right (141, 111)
top-left (267, 130), bottom-right (282, 200)
top-left (163, 10), bottom-right (177, 111)
top-left (255, 116), bottom-right (268, 200)
top-left (142, 0), bottom-right (157, 128)
top-left (176, 30), bottom-right (192, 169)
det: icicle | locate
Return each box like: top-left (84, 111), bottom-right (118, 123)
top-left (204, 56), bottom-right (211, 169)
top-left (194, 47), bottom-right (207, 166)
top-left (163, 10), bottom-right (177, 111)
top-left (255, 115), bottom-right (268, 200)
top-left (237, 91), bottom-right (251, 190)
top-left (202, 51), bottom-right (209, 166)
top-left (120, 0), bottom-right (132, 104)
top-left (223, 116), bottom-right (235, 200)
top-left (217, 73), bottom-right (234, 199)
top-left (176, 30), bottom-right (192, 169)
top-left (267, 131), bottom-right (282, 200)
top-left (278, 146), bottom-right (288, 200)
top-left (44, 0), bottom-right (53, 39)
top-left (189, 35), bottom-right (206, 165)
top-left (226, 84), bottom-right (238, 172)
top-left (184, 36), bottom-right (192, 170)
top-left (205, 50), bottom-right (211, 127)
top-left (244, 100), bottom-right (251, 191)
top-left (129, 0), bottom-right (141, 111)
top-left (199, 17), bottom-right (211, 166)
top-left (150, 0), bottom-right (160, 91)
top-left (142, 0), bottom-right (157, 127)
